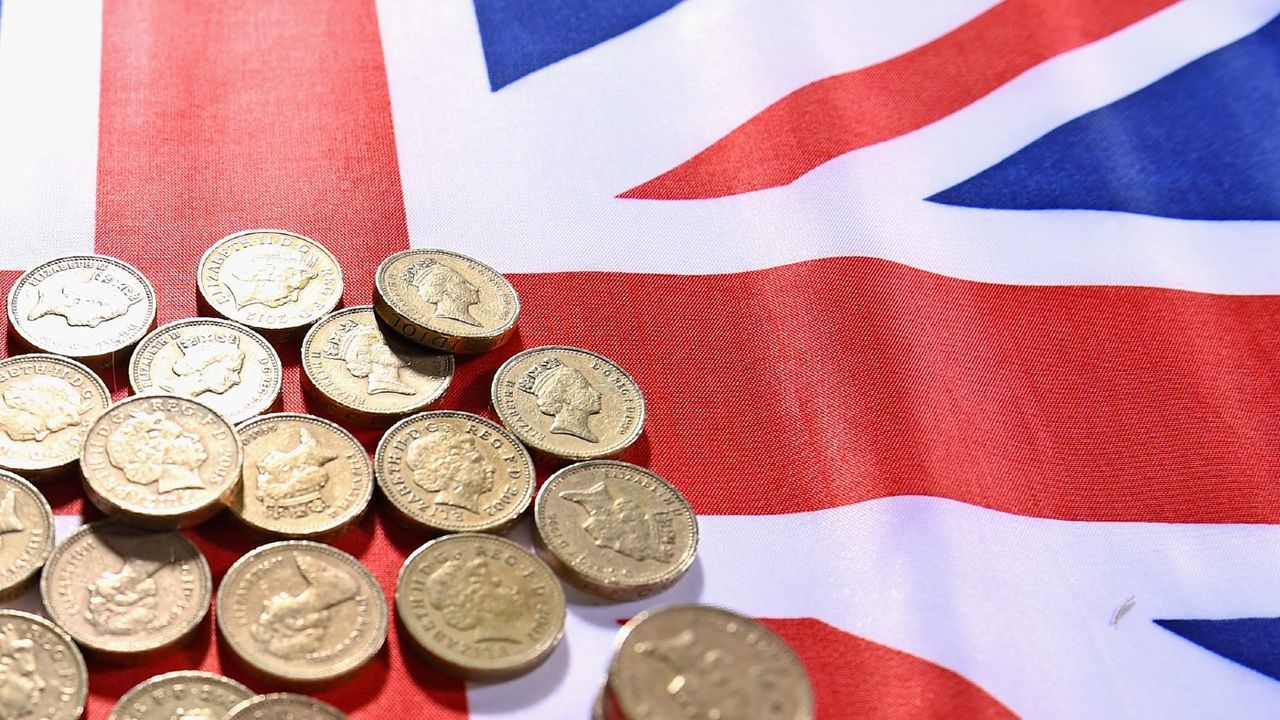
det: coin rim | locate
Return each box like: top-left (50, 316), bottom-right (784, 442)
top-left (225, 692), bottom-right (347, 720)
top-left (196, 229), bottom-right (344, 331)
top-left (0, 608), bottom-right (88, 719)
top-left (108, 670), bottom-right (253, 720)
top-left (374, 248), bottom-right (520, 343)
top-left (0, 353), bottom-right (111, 474)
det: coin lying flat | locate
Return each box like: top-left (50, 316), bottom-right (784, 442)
top-left (0, 610), bottom-right (88, 719)
top-left (301, 306), bottom-right (453, 427)
top-left (232, 414), bottom-right (373, 539)
top-left (41, 520), bottom-right (212, 661)
top-left (8, 254), bottom-right (157, 365)
top-left (109, 671), bottom-right (253, 720)
top-left (535, 461), bottom-right (697, 601)
top-left (374, 249), bottom-right (519, 354)
top-left (197, 229), bottom-right (343, 339)
top-left (0, 354), bottom-right (111, 480)
top-left (492, 346), bottom-right (645, 461)
top-left (217, 541), bottom-right (387, 684)
top-left (375, 411), bottom-right (534, 535)
top-left (130, 318), bottom-right (283, 424)
top-left (0, 471), bottom-right (54, 600)
top-left (396, 533), bottom-right (565, 680)
top-left (81, 395), bottom-right (243, 529)
top-left (609, 605), bottom-right (814, 720)
top-left (226, 693), bottom-right (347, 720)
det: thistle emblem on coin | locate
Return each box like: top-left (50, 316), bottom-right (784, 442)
top-left (255, 428), bottom-right (336, 518)
top-left (26, 269), bottom-right (142, 328)
top-left (106, 411), bottom-right (209, 494)
top-left (222, 248), bottom-right (320, 310)
top-left (518, 358), bottom-right (604, 443)
top-left (251, 554), bottom-right (359, 659)
top-left (0, 623), bottom-right (46, 717)
top-left (328, 321), bottom-right (413, 396)
top-left (158, 338), bottom-right (245, 397)
top-left (0, 376), bottom-right (93, 442)
top-left (404, 259), bottom-right (483, 327)
top-left (85, 554), bottom-right (169, 635)
top-left (405, 429), bottom-right (496, 515)
top-left (561, 482), bottom-right (665, 562)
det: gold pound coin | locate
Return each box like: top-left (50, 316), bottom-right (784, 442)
top-left (0, 610), bottom-right (88, 720)
top-left (197, 229), bottom-right (343, 340)
top-left (0, 354), bottom-right (110, 480)
top-left (395, 533), bottom-right (565, 680)
top-left (301, 306), bottom-right (453, 427)
top-left (0, 471), bottom-right (54, 600)
top-left (535, 461), bottom-right (697, 601)
top-left (226, 693), bottom-right (347, 720)
top-left (8, 254), bottom-right (157, 366)
top-left (109, 671), bottom-right (253, 720)
top-left (231, 414), bottom-right (373, 539)
top-left (81, 395), bottom-right (243, 529)
top-left (130, 318), bottom-right (283, 424)
top-left (375, 411), bottom-right (534, 535)
top-left (40, 520), bottom-right (212, 661)
top-left (217, 541), bottom-right (387, 685)
top-left (609, 605), bottom-right (815, 720)
top-left (492, 346), bottom-right (645, 461)
top-left (374, 249), bottom-right (519, 354)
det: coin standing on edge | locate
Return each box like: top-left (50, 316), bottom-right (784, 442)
top-left (0, 354), bottom-right (111, 480)
top-left (8, 254), bottom-right (157, 366)
top-left (197, 229), bottom-right (343, 339)
top-left (217, 541), bottom-right (387, 685)
top-left (41, 520), bottom-right (213, 661)
top-left (395, 533), bottom-right (566, 681)
top-left (535, 460), bottom-right (697, 601)
top-left (130, 318), bottom-right (283, 424)
top-left (0, 471), bottom-right (54, 600)
top-left (374, 249), bottom-right (519, 354)
top-left (301, 306), bottom-right (453, 427)
top-left (609, 605), bottom-right (815, 720)
top-left (0, 610), bottom-right (88, 720)
top-left (232, 413), bottom-right (373, 539)
top-left (492, 346), bottom-right (645, 461)
top-left (109, 671), bottom-right (253, 720)
top-left (226, 693), bottom-right (348, 720)
top-left (81, 395), bottom-right (243, 529)
top-left (375, 411), bottom-right (534, 535)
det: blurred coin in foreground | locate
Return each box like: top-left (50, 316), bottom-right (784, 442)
top-left (227, 693), bottom-right (347, 720)
top-left (109, 671), bottom-right (252, 720)
top-left (0, 609), bottom-right (87, 720)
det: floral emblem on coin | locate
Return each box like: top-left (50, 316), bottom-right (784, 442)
top-left (406, 430), bottom-right (495, 515)
top-left (106, 411), bottom-right (208, 494)
top-left (252, 554), bottom-right (358, 659)
top-left (334, 323), bottom-right (413, 395)
top-left (86, 553), bottom-right (167, 635)
top-left (0, 624), bottom-right (46, 717)
top-left (159, 340), bottom-right (245, 397)
top-left (404, 260), bottom-right (482, 327)
top-left (255, 428), bottom-right (336, 517)
top-left (561, 482), bottom-right (663, 562)
top-left (26, 269), bottom-right (141, 328)
top-left (427, 557), bottom-right (526, 643)
top-left (520, 358), bottom-right (603, 443)
top-left (0, 377), bottom-right (93, 442)
top-left (222, 248), bottom-right (320, 310)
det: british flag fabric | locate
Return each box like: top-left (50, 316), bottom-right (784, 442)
top-left (3, 0), bottom-right (1280, 717)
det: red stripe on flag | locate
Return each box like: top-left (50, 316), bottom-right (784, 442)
top-left (620, 0), bottom-right (1180, 200)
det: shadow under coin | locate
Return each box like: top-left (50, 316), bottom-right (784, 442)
top-left (464, 630), bottom-right (572, 712)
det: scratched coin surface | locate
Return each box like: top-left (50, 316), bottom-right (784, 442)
top-left (374, 249), bottom-right (519, 354)
top-left (130, 318), bottom-right (283, 424)
top-left (395, 533), bottom-right (565, 680)
top-left (492, 346), bottom-right (645, 461)
top-left (535, 461), bottom-right (697, 601)
top-left (226, 693), bottom-right (348, 720)
top-left (0, 471), bottom-right (54, 600)
top-left (8, 255), bottom-right (157, 364)
top-left (81, 395), bottom-right (243, 529)
top-left (40, 521), bottom-right (212, 659)
top-left (609, 605), bottom-right (814, 720)
top-left (302, 306), bottom-right (453, 426)
top-left (231, 414), bottom-right (373, 539)
top-left (0, 354), bottom-right (110, 479)
top-left (375, 411), bottom-right (534, 535)
top-left (197, 229), bottom-right (343, 338)
top-left (0, 610), bottom-right (87, 720)
top-left (109, 671), bottom-right (253, 720)
top-left (217, 541), bottom-right (387, 684)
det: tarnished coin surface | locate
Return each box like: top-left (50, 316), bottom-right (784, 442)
top-left (492, 346), bottom-right (645, 461)
top-left (217, 541), bottom-right (387, 684)
top-left (231, 414), bottom-right (373, 539)
top-left (0, 354), bottom-right (110, 479)
top-left (8, 255), bottom-right (157, 365)
top-left (40, 520), bottom-right (212, 660)
top-left (197, 229), bottom-right (343, 338)
top-left (301, 306), bottom-right (453, 426)
top-left (375, 411), bottom-right (534, 535)
top-left (130, 318), bottom-right (283, 424)
top-left (226, 693), bottom-right (347, 720)
top-left (374, 249), bottom-right (519, 354)
top-left (0, 471), bottom-right (54, 600)
top-left (535, 461), bottom-right (697, 601)
top-left (609, 605), bottom-right (814, 720)
top-left (109, 671), bottom-right (253, 720)
top-left (81, 395), bottom-right (243, 529)
top-left (0, 610), bottom-right (88, 720)
top-left (395, 533), bottom-right (565, 680)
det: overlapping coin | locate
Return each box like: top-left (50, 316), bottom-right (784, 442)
top-left (0, 354), bottom-right (111, 480)
top-left (374, 249), bottom-right (519, 353)
top-left (0, 471), bottom-right (54, 600)
top-left (8, 254), bottom-right (157, 365)
top-left (301, 306), bottom-right (453, 426)
top-left (227, 693), bottom-right (347, 720)
top-left (375, 411), bottom-right (534, 535)
top-left (0, 610), bottom-right (88, 719)
top-left (217, 541), bottom-right (387, 684)
top-left (130, 318), bottom-right (283, 423)
top-left (109, 671), bottom-right (253, 720)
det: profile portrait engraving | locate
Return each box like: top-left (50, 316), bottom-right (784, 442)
top-left (85, 554), bottom-right (167, 635)
top-left (404, 260), bottom-right (482, 327)
top-left (0, 625), bottom-right (45, 718)
top-left (561, 482), bottom-right (660, 562)
top-left (337, 325), bottom-right (413, 395)
top-left (405, 430), bottom-right (495, 515)
top-left (106, 411), bottom-right (209, 494)
top-left (222, 248), bottom-right (320, 310)
top-left (254, 428), bottom-right (337, 516)
top-left (159, 341), bottom-right (245, 397)
top-left (426, 557), bottom-right (524, 643)
top-left (251, 554), bottom-right (358, 659)
top-left (0, 376), bottom-right (92, 442)
top-left (26, 269), bottom-right (141, 328)
top-left (521, 360), bottom-right (603, 442)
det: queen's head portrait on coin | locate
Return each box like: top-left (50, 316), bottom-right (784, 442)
top-left (374, 249), bottom-right (519, 353)
top-left (0, 611), bottom-right (86, 719)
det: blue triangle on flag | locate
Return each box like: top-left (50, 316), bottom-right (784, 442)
top-left (473, 0), bottom-right (684, 91)
top-left (1156, 617), bottom-right (1280, 681)
top-left (927, 13), bottom-right (1280, 220)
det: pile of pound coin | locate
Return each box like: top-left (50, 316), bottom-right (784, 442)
top-left (0, 229), bottom-right (813, 718)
